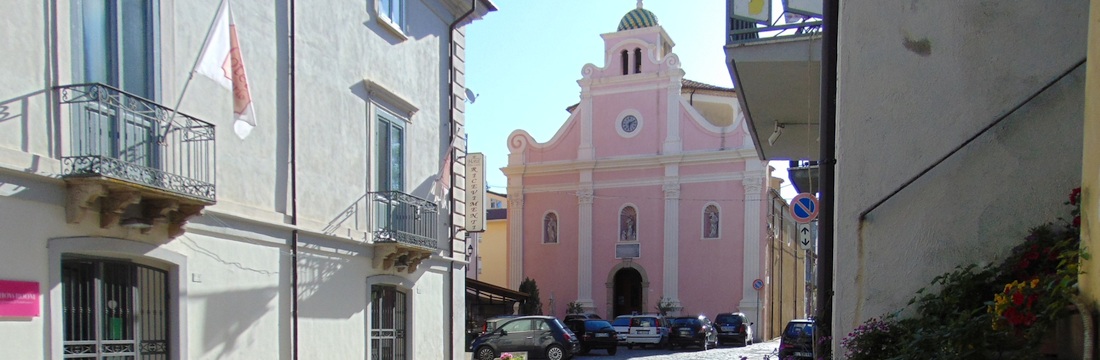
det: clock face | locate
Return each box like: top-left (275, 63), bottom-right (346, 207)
top-left (621, 115), bottom-right (638, 133)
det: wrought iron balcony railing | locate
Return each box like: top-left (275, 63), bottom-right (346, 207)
top-left (57, 83), bottom-right (216, 203)
top-left (371, 191), bottom-right (439, 250)
top-left (728, 13), bottom-right (823, 45)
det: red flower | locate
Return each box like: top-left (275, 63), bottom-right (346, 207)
top-left (1074, 216), bottom-right (1081, 228)
top-left (1012, 292), bottom-right (1025, 306)
top-left (1070, 188), bottom-right (1082, 205)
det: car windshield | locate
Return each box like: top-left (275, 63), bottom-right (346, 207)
top-left (670, 318), bottom-right (699, 326)
top-left (612, 317), bottom-right (631, 327)
top-left (785, 323), bottom-right (814, 338)
top-left (716, 314), bottom-right (743, 326)
top-left (630, 317), bottom-right (657, 327)
top-left (584, 320), bottom-right (613, 331)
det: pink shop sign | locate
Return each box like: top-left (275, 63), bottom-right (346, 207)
top-left (0, 280), bottom-right (40, 317)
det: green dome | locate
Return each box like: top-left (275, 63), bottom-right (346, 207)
top-left (617, 7), bottom-right (659, 31)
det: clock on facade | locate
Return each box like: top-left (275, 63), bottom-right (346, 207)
top-left (620, 115), bottom-right (639, 133)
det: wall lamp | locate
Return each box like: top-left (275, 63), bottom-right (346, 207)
top-left (768, 121), bottom-right (784, 146)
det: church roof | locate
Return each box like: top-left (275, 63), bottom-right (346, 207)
top-left (617, 7), bottom-right (659, 31)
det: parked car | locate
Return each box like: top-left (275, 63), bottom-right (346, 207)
top-left (564, 319), bottom-right (618, 355)
top-left (778, 319), bottom-right (815, 359)
top-left (470, 316), bottom-right (580, 360)
top-left (610, 315), bottom-right (632, 342)
top-left (668, 315), bottom-right (718, 350)
top-left (562, 313), bottom-right (602, 322)
top-left (624, 314), bottom-right (670, 349)
top-left (481, 315), bottom-right (520, 335)
top-left (714, 312), bottom-right (753, 346)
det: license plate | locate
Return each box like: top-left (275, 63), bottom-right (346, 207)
top-left (635, 329), bottom-right (649, 334)
top-left (795, 352), bottom-right (812, 357)
top-left (721, 326), bottom-right (735, 332)
top-left (595, 333), bottom-right (609, 338)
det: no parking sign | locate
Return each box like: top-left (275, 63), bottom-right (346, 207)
top-left (790, 193), bottom-right (819, 223)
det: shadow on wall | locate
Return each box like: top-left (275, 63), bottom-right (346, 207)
top-left (295, 235), bottom-right (369, 319)
top-left (196, 286), bottom-right (280, 356)
top-left (0, 90), bottom-right (56, 159)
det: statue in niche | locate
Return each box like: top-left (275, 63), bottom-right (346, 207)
top-left (707, 210), bottom-right (719, 238)
top-left (545, 215), bottom-right (557, 243)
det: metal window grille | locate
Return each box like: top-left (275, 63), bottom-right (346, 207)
top-left (370, 285), bottom-right (407, 360)
top-left (62, 258), bottom-right (169, 359)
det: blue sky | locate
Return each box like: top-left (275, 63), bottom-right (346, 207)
top-left (465, 0), bottom-right (797, 198)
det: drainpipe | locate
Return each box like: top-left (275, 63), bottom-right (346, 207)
top-left (287, 0), bottom-right (300, 358)
top-left (814, 0), bottom-right (838, 358)
top-left (448, 1), bottom-right (478, 356)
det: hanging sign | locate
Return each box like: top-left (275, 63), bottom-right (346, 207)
top-left (465, 152), bottom-right (486, 232)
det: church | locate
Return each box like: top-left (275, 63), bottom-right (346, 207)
top-left (502, 2), bottom-right (769, 333)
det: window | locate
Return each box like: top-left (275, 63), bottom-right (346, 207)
top-left (371, 285), bottom-right (407, 360)
top-left (543, 212), bottom-right (558, 244)
top-left (73, 0), bottom-right (161, 170)
top-left (376, 110), bottom-right (404, 192)
top-left (620, 206), bottom-right (637, 241)
top-left (62, 257), bottom-right (169, 359)
top-left (634, 48), bottom-right (642, 73)
top-left (621, 50), bottom-right (629, 75)
top-left (379, 0), bottom-right (405, 29)
top-left (75, 0), bottom-right (159, 100)
top-left (704, 205), bottom-right (720, 238)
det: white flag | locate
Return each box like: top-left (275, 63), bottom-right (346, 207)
top-left (197, 0), bottom-right (256, 139)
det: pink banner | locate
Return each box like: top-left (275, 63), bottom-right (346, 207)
top-left (0, 280), bottom-right (39, 317)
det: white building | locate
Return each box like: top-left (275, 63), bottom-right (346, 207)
top-left (0, 0), bottom-right (494, 358)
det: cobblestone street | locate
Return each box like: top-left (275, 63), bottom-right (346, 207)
top-left (572, 339), bottom-right (782, 360)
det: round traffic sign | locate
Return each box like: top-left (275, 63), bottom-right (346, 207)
top-left (752, 279), bottom-right (764, 291)
top-left (790, 193), bottom-right (819, 223)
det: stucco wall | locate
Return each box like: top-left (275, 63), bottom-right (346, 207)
top-left (1081, 0), bottom-right (1100, 314)
top-left (0, 0), bottom-right (483, 358)
top-left (835, 0), bottom-right (1088, 353)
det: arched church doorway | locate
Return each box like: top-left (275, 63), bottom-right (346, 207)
top-left (612, 268), bottom-right (643, 317)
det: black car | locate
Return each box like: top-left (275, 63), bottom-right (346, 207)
top-left (564, 319), bottom-right (618, 355)
top-left (562, 313), bottom-right (602, 322)
top-left (778, 319), bottom-right (815, 359)
top-left (470, 315), bottom-right (581, 360)
top-left (668, 315), bottom-right (718, 350)
top-left (714, 312), bottom-right (753, 346)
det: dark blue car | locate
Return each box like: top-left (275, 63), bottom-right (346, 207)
top-left (470, 315), bottom-right (581, 360)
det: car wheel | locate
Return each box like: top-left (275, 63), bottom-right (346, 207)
top-left (546, 344), bottom-right (565, 360)
top-left (475, 346), bottom-right (496, 360)
top-left (626, 344), bottom-right (633, 349)
top-left (607, 346), bottom-right (617, 356)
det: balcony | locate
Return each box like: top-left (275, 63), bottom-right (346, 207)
top-left (57, 83), bottom-right (215, 237)
top-left (725, 1), bottom-right (823, 161)
top-left (370, 190), bottom-right (438, 273)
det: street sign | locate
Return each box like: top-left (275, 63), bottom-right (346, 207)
top-left (798, 223), bottom-right (812, 250)
top-left (752, 279), bottom-right (764, 291)
top-left (790, 193), bottom-right (819, 223)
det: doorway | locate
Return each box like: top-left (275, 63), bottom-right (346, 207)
top-left (612, 268), bottom-right (643, 317)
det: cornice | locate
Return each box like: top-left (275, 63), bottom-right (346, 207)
top-left (502, 148), bottom-right (758, 177)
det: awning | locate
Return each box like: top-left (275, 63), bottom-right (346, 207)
top-left (466, 278), bottom-right (528, 305)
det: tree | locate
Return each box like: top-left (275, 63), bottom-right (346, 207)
top-left (566, 301), bottom-right (584, 315)
top-left (518, 277), bottom-right (543, 315)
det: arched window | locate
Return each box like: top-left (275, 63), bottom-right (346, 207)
top-left (703, 205), bottom-right (720, 238)
top-left (621, 50), bottom-right (629, 75)
top-left (544, 213), bottom-right (558, 244)
top-left (620, 206), bottom-right (637, 241)
top-left (633, 48), bottom-right (642, 73)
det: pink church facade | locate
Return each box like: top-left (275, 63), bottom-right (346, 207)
top-left (501, 5), bottom-right (768, 332)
